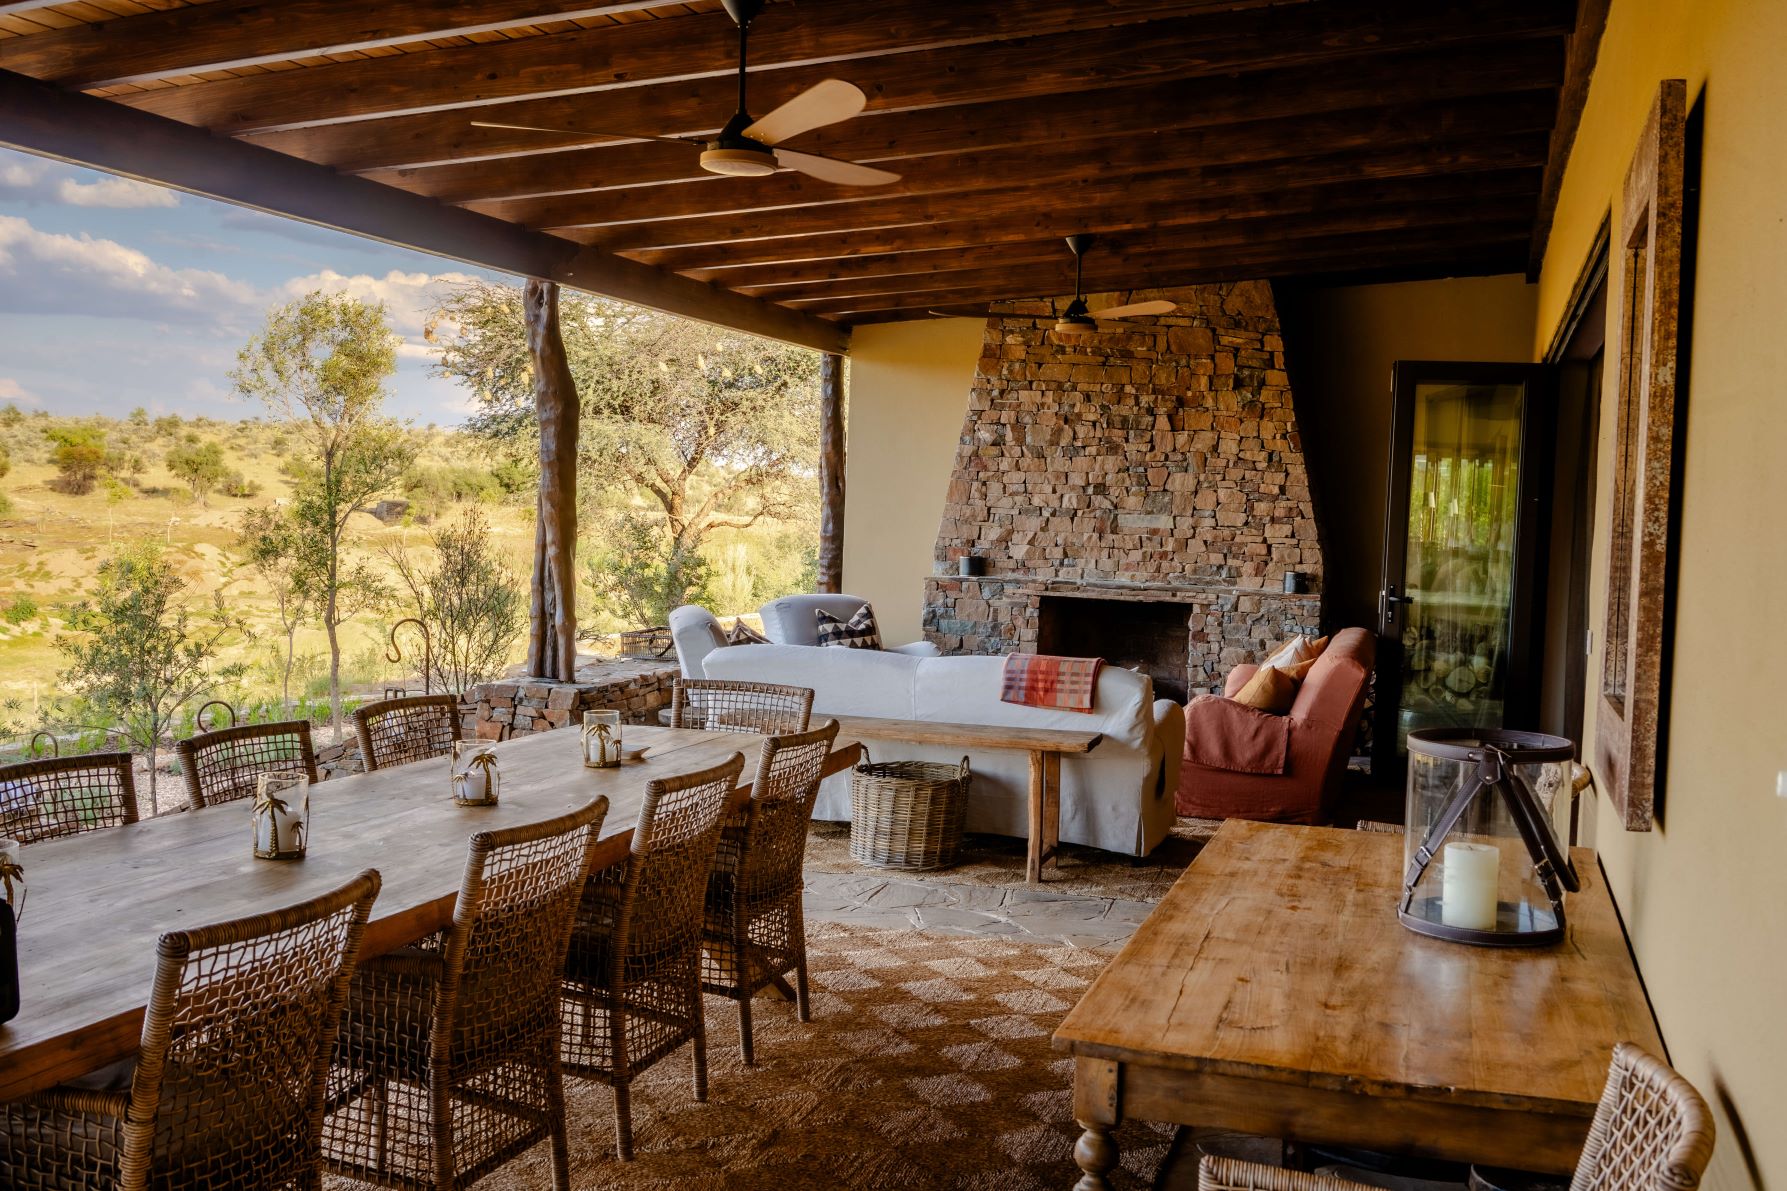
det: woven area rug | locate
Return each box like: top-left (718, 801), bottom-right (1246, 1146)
top-left (805, 817), bottom-right (1224, 903)
top-left (344, 922), bottom-right (1172, 1191)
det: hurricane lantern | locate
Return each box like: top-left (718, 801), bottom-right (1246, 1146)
top-left (452, 741), bottom-right (501, 807)
top-left (252, 772), bottom-right (310, 860)
top-left (1400, 728), bottom-right (1579, 947)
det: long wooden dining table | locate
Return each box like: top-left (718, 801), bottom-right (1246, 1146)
top-left (0, 723), bottom-right (861, 1102)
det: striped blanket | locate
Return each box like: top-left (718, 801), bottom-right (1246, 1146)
top-left (999, 653), bottom-right (1103, 712)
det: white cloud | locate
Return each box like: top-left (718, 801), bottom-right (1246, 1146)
top-left (278, 268), bottom-right (477, 341)
top-left (0, 215), bottom-right (257, 325)
top-left (0, 159), bottom-right (177, 209)
top-left (56, 176), bottom-right (177, 209)
top-left (0, 378), bottom-right (42, 406)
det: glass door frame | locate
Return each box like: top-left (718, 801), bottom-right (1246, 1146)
top-left (1374, 360), bottom-right (1557, 781)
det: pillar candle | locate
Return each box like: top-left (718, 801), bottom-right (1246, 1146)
top-left (1440, 841), bottom-right (1501, 931)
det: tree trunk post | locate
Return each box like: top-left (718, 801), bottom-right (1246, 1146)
top-left (524, 280), bottom-right (580, 682)
top-left (816, 351), bottom-right (845, 594)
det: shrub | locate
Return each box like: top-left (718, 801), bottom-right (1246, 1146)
top-left (3, 595), bottom-right (35, 623)
top-left (0, 442), bottom-right (10, 480)
top-left (0, 491), bottom-right (11, 519)
top-left (222, 471), bottom-right (262, 499)
top-left (167, 440), bottom-right (229, 504)
top-left (44, 425), bottom-right (108, 495)
top-left (401, 463), bottom-right (503, 522)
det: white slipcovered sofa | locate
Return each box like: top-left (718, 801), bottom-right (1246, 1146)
top-left (668, 598), bottom-right (936, 680)
top-left (701, 643), bottom-right (1185, 857)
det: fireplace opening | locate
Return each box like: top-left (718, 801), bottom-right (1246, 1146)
top-left (1035, 596), bottom-right (1191, 703)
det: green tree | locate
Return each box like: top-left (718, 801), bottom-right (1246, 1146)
top-left (429, 279), bottom-right (821, 619)
top-left (0, 442), bottom-right (11, 480)
top-left (44, 425), bottom-right (108, 495)
top-left (387, 508), bottom-right (527, 693)
top-left (57, 543), bottom-right (246, 804)
top-left (231, 291), bottom-right (412, 739)
top-left (166, 439), bottom-right (229, 504)
top-left (237, 505), bottom-right (314, 710)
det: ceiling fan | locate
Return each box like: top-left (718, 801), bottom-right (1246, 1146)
top-left (1050, 234), bottom-right (1177, 338)
top-left (470, 0), bottom-right (899, 187)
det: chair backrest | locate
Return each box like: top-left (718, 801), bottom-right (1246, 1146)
top-left (757, 594), bottom-right (875, 647)
top-left (732, 720), bottom-right (839, 898)
top-left (611, 753), bottom-right (744, 980)
top-left (0, 752), bottom-right (139, 843)
top-left (1571, 1042), bottom-right (1716, 1191)
top-left (669, 604), bottom-right (728, 680)
top-left (437, 797), bottom-right (608, 1071)
top-left (671, 678), bottom-right (814, 736)
top-left (176, 721), bottom-right (320, 809)
top-left (1289, 627), bottom-right (1376, 731)
top-left (351, 694), bottom-right (461, 772)
top-left (122, 869), bottom-right (380, 1191)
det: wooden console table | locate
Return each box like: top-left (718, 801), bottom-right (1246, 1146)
top-left (1053, 820), bottom-right (1663, 1185)
top-left (827, 715), bottom-right (1102, 884)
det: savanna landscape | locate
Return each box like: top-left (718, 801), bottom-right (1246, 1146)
top-left (0, 279), bottom-right (823, 800)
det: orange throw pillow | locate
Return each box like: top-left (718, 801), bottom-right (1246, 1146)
top-left (1233, 665), bottom-right (1298, 714)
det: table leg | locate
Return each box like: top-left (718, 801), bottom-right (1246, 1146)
top-left (1043, 751), bottom-right (1060, 872)
top-left (1027, 751), bottom-right (1045, 884)
top-left (1071, 1056), bottom-right (1121, 1190)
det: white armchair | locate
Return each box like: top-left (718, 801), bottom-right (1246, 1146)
top-left (667, 604), bottom-right (727, 680)
top-left (756, 594), bottom-right (941, 656)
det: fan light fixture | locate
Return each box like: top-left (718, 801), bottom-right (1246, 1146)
top-left (1048, 234), bottom-right (1178, 339)
top-left (700, 147), bottom-right (777, 177)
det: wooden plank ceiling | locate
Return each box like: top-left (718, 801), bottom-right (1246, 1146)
top-left (0, 0), bottom-right (1588, 339)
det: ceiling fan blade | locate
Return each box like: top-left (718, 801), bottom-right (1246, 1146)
top-left (774, 148), bottom-right (900, 187)
top-left (469, 121), bottom-right (700, 147)
top-left (1088, 299), bottom-right (1178, 320)
top-left (743, 79), bottom-right (866, 146)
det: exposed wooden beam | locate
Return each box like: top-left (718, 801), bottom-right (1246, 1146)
top-left (233, 1), bottom-right (1570, 169)
top-left (0, 68), bottom-right (847, 354)
top-left (481, 94), bottom-right (1557, 230)
top-left (571, 134), bottom-right (1552, 251)
top-left (1526, 0), bottom-right (1613, 277)
top-left (644, 170), bottom-right (1543, 277)
top-left (0, 2), bottom-right (685, 88)
top-left (818, 236), bottom-right (1529, 318)
top-left (724, 199), bottom-right (1537, 297)
top-left (782, 219), bottom-right (1536, 311)
top-left (362, 42), bottom-right (1564, 203)
top-left (121, 0), bottom-right (1558, 137)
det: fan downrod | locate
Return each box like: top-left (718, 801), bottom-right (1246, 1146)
top-left (705, 0), bottom-right (775, 176)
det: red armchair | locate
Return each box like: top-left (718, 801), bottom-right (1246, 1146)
top-left (1175, 627), bottom-right (1375, 825)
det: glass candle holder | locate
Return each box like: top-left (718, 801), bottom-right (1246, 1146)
top-left (1399, 728), bottom-right (1579, 947)
top-left (0, 837), bottom-right (22, 918)
top-left (252, 772), bottom-right (310, 860)
top-left (582, 710), bottom-right (622, 769)
top-left (452, 740), bottom-right (500, 806)
top-left (0, 838), bottom-right (17, 1025)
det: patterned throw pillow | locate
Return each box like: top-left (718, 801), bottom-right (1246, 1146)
top-left (726, 620), bottom-right (770, 645)
top-left (814, 604), bottom-right (882, 649)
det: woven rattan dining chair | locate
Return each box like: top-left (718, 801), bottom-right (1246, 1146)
top-left (0, 751), bottom-right (139, 843)
top-left (1196, 1043), bottom-right (1716, 1191)
top-left (560, 752), bottom-right (746, 1161)
top-left (352, 693), bottom-right (462, 772)
top-left (0, 869), bottom-right (380, 1191)
top-left (320, 796), bottom-right (608, 1191)
top-left (670, 678), bottom-right (813, 736)
top-left (701, 719), bottom-right (839, 1064)
top-left (176, 720), bottom-right (320, 808)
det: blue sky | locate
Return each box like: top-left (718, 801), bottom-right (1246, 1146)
top-left (0, 146), bottom-right (513, 425)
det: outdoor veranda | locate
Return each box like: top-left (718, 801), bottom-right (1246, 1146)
top-left (0, 1), bottom-right (1782, 1190)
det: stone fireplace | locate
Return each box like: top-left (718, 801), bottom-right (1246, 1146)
top-left (923, 281), bottom-right (1323, 697)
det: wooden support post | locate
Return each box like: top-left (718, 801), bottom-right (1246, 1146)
top-left (524, 279), bottom-right (579, 682)
top-left (816, 351), bottom-right (846, 594)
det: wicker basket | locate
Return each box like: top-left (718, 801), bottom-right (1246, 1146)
top-left (848, 753), bottom-right (971, 871)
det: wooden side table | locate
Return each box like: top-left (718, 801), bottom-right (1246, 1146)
top-left (827, 715), bottom-right (1102, 883)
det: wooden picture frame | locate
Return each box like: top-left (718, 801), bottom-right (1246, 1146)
top-left (1596, 80), bottom-right (1687, 831)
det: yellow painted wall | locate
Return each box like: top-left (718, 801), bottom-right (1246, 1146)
top-left (1536, 1), bottom-right (1787, 1184)
top-left (842, 318), bottom-right (984, 644)
top-left (1276, 275), bottom-right (1538, 634)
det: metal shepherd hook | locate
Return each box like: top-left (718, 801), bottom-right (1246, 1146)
top-left (387, 618), bottom-right (433, 696)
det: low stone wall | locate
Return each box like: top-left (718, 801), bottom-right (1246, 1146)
top-left (468, 659), bottom-right (678, 740)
